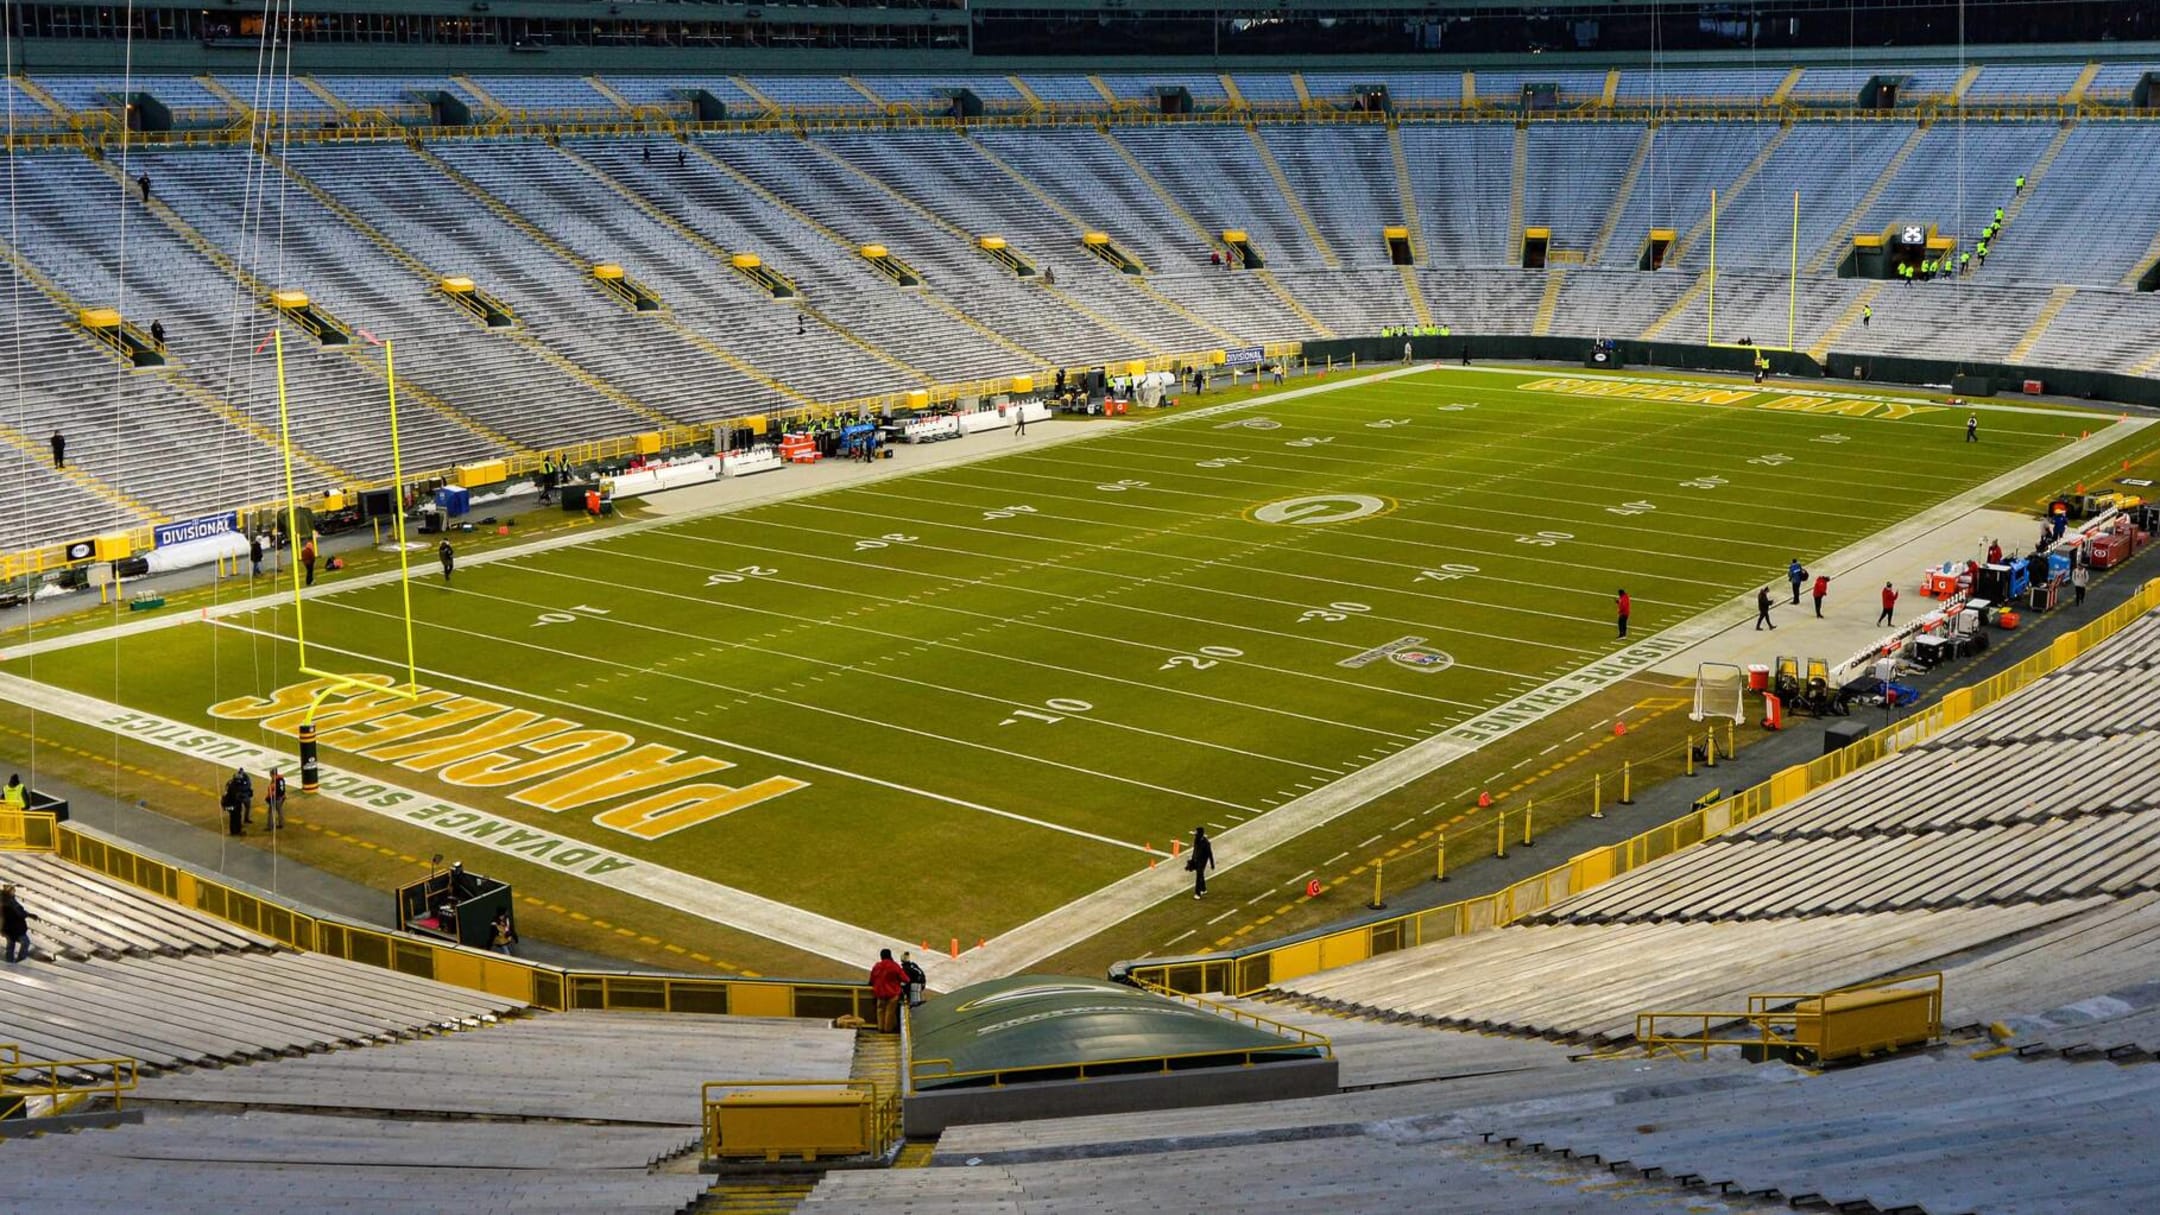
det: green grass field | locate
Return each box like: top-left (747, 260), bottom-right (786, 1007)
top-left (21, 365), bottom-right (2112, 954)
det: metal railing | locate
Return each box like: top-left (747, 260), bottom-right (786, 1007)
top-left (1122, 578), bottom-right (2160, 999)
top-left (908, 1035), bottom-right (1328, 1089)
top-left (1637, 971), bottom-right (1943, 1061)
top-left (1127, 976), bottom-right (1334, 1054)
top-left (0, 1042), bottom-right (139, 1119)
top-left (31, 822), bottom-right (871, 1020)
top-left (0, 810), bottom-right (58, 852)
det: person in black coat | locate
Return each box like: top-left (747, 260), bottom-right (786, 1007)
top-left (438, 539), bottom-right (455, 583)
top-left (1, 885), bottom-right (37, 963)
top-left (1187, 826), bottom-right (1216, 898)
top-left (49, 430), bottom-right (64, 469)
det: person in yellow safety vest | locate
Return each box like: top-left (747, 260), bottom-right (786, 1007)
top-left (2, 774), bottom-right (24, 809)
top-left (1959, 251), bottom-right (1971, 273)
top-left (2015, 174), bottom-right (2025, 193)
top-left (1439, 324), bottom-right (1451, 337)
top-left (1994, 206), bottom-right (2004, 223)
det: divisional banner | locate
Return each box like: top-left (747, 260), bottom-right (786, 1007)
top-left (1222, 345), bottom-right (1265, 370)
top-left (155, 511), bottom-right (240, 549)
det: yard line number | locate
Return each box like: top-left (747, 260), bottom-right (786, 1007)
top-left (1001, 698), bottom-right (1094, 727)
top-left (1300, 601), bottom-right (1371, 624)
top-left (855, 532), bottom-right (919, 551)
top-left (1159, 645), bottom-right (1245, 672)
top-left (705, 565), bottom-right (777, 586)
top-left (1414, 563), bottom-right (1479, 584)
top-left (532, 604), bottom-right (612, 628)
top-left (982, 504), bottom-right (1037, 521)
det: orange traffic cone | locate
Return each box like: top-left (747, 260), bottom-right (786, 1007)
top-left (949, 938), bottom-right (960, 960)
top-left (1171, 840), bottom-right (1181, 857)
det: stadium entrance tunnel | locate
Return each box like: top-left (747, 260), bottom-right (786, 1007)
top-left (1384, 225), bottom-right (1414, 265)
top-left (1221, 229), bottom-right (1263, 269)
top-left (1640, 228), bottom-right (1675, 271)
top-left (902, 975), bottom-right (1336, 1136)
top-left (75, 308), bottom-right (165, 367)
top-left (1080, 231), bottom-right (1142, 275)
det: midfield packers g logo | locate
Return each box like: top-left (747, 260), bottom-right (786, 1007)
top-left (1248, 493), bottom-right (1394, 526)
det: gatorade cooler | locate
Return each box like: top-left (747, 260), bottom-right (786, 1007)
top-left (1997, 610), bottom-right (2021, 630)
top-left (1746, 664), bottom-right (1771, 692)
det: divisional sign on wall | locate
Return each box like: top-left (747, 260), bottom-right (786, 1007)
top-left (1223, 346), bottom-right (1265, 370)
top-left (154, 511), bottom-right (239, 549)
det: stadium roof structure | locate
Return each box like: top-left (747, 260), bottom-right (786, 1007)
top-left (908, 975), bottom-right (1326, 1092)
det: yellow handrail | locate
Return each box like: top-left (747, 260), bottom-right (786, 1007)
top-left (0, 1043), bottom-right (139, 1117)
top-left (1126, 975), bottom-right (1334, 1052)
top-left (38, 822), bottom-right (872, 1019)
top-left (907, 1035), bottom-right (1327, 1088)
top-left (1638, 972), bottom-right (1943, 1061)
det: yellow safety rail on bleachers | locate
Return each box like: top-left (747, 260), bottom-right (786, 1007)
top-left (700, 1077), bottom-right (901, 1164)
top-left (0, 1042), bottom-right (139, 1119)
top-left (909, 1032), bottom-right (1327, 1090)
top-left (1124, 579), bottom-right (2160, 999)
top-left (1127, 976), bottom-right (1334, 1056)
top-left (36, 822), bottom-right (873, 1020)
top-left (1637, 971), bottom-right (1943, 1064)
top-left (0, 810), bottom-right (59, 851)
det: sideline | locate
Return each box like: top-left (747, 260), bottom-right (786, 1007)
top-left (945, 414), bottom-right (2149, 984)
top-left (12, 366), bottom-right (2131, 984)
top-left (1, 365), bottom-right (1423, 667)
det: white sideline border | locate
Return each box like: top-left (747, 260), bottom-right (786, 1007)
top-left (2, 365), bottom-right (2139, 981)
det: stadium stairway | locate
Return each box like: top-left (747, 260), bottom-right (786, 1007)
top-left (1806, 280), bottom-right (1884, 361)
top-left (1243, 124), bottom-right (1340, 269)
top-left (101, 152), bottom-right (532, 460)
top-left (1098, 127), bottom-right (1326, 335)
top-left (1668, 125), bottom-right (1791, 268)
top-left (1585, 125), bottom-right (1656, 266)
top-left (781, 138), bottom-right (1073, 369)
top-left (1805, 124), bottom-right (1928, 275)
top-left (678, 139), bottom-right (957, 386)
top-left (410, 142), bottom-right (802, 416)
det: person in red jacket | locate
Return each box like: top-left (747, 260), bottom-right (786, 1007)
top-left (1811, 574), bottom-right (1830, 618)
top-left (869, 949), bottom-right (908, 1034)
top-left (1615, 589), bottom-right (1631, 639)
top-left (1878, 581), bottom-right (1899, 627)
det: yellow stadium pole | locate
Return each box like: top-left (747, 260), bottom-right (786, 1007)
top-left (1789, 190), bottom-right (1800, 353)
top-left (1707, 188), bottom-right (1717, 347)
top-left (273, 331), bottom-right (309, 664)
top-left (385, 340), bottom-right (420, 696)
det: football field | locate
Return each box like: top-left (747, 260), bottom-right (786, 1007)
top-left (19, 365), bottom-right (2109, 957)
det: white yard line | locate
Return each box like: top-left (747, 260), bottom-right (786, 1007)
top-left (937, 416), bottom-right (2147, 983)
top-left (299, 599), bottom-right (1265, 816)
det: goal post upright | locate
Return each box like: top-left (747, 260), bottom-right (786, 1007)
top-left (271, 330), bottom-right (425, 788)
